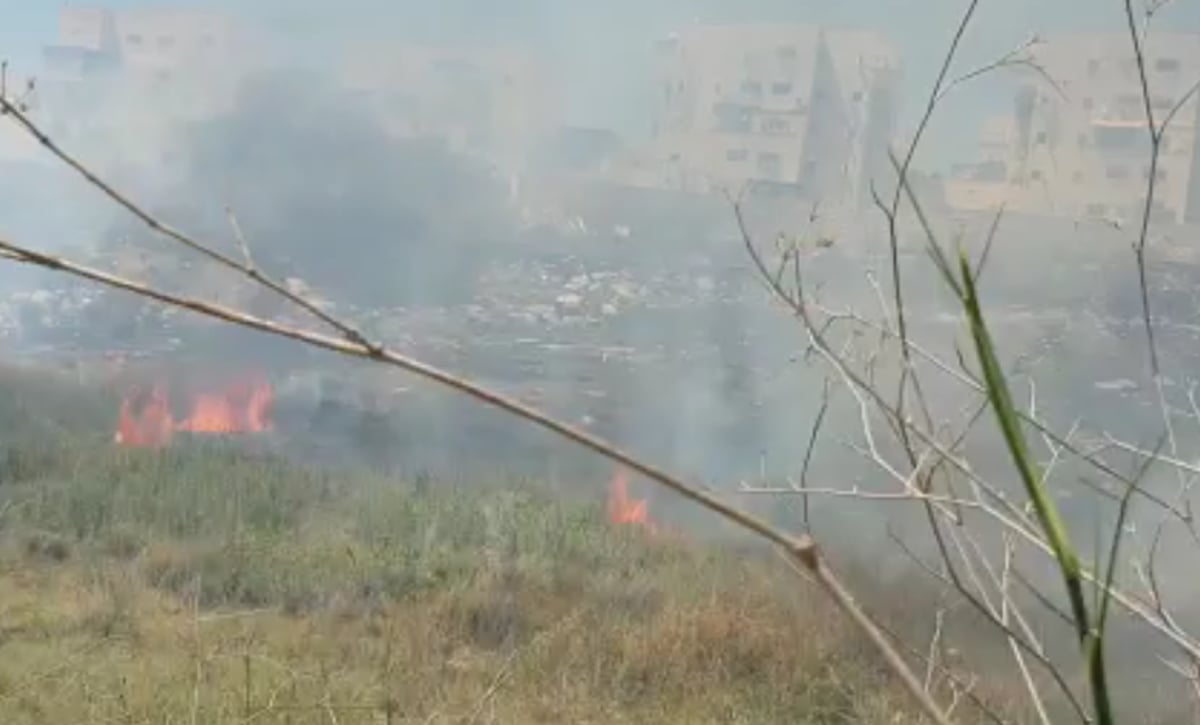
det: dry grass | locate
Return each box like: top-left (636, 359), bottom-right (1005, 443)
top-left (0, 545), bottom-right (926, 724)
top-left (0, 362), bottom-right (1007, 724)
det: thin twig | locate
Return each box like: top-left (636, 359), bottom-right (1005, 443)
top-left (225, 205), bottom-right (256, 271)
top-left (1001, 539), bottom-right (1053, 725)
top-left (1122, 0), bottom-right (1167, 379)
top-left (798, 376), bottom-right (832, 532)
top-left (888, 529), bottom-right (1091, 722)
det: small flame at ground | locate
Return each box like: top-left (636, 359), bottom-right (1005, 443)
top-left (608, 468), bottom-right (659, 535)
top-left (114, 376), bottom-right (274, 447)
top-left (176, 376), bottom-right (274, 434)
top-left (114, 383), bottom-right (174, 449)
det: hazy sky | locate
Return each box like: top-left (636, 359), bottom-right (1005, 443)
top-left (1, 1), bottom-right (1198, 168)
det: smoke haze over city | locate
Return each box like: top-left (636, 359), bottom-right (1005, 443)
top-left (4, 4), bottom-right (1200, 717)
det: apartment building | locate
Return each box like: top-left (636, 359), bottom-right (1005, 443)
top-left (340, 44), bottom-right (561, 171)
top-left (997, 31), bottom-right (1200, 223)
top-left (40, 6), bottom-right (250, 123)
top-left (647, 24), bottom-right (902, 207)
top-left (44, 6), bottom-right (246, 85)
top-left (37, 6), bottom-right (257, 171)
top-left (946, 117), bottom-right (1020, 211)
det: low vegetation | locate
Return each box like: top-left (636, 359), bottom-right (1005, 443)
top-left (0, 363), bottom-right (983, 724)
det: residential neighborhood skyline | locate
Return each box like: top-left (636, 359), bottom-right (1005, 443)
top-left (3, 0), bottom-right (1200, 171)
top-left (6, 3), bottom-right (1200, 224)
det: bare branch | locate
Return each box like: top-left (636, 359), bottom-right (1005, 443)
top-left (1001, 539), bottom-right (1054, 725)
top-left (774, 547), bottom-right (1012, 725)
top-left (924, 607), bottom-right (946, 693)
top-left (742, 481), bottom-right (980, 509)
top-left (888, 529), bottom-right (1091, 721)
top-left (936, 35), bottom-right (1064, 105)
top-left (798, 377), bottom-right (832, 531)
top-left (888, 0), bottom-right (982, 259)
top-left (974, 204), bottom-right (1006, 284)
top-left (737, 201), bottom-right (1200, 661)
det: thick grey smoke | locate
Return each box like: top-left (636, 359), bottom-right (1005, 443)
top-left (8, 8), bottom-right (1200, 715)
top-left (5, 1), bottom-right (1196, 501)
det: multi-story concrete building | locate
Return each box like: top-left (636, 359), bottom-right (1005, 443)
top-left (945, 117), bottom-right (1019, 211)
top-left (340, 44), bottom-right (561, 172)
top-left (646, 24), bottom-right (903, 207)
top-left (974, 31), bottom-right (1200, 223)
top-left (37, 6), bottom-right (257, 171)
top-left (44, 6), bottom-right (248, 87)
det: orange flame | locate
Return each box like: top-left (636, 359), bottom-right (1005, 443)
top-left (114, 375), bottom-right (275, 447)
top-left (114, 383), bottom-right (174, 449)
top-left (175, 376), bottom-right (274, 434)
top-left (608, 468), bottom-right (658, 535)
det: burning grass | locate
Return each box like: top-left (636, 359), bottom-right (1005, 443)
top-left (0, 363), bottom-right (1005, 723)
top-left (115, 374), bottom-right (275, 447)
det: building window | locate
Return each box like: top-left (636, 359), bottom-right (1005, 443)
top-left (1144, 167), bottom-right (1167, 182)
top-left (713, 102), bottom-right (753, 133)
top-left (1116, 93), bottom-right (1142, 113)
top-left (1152, 95), bottom-right (1173, 111)
top-left (851, 90), bottom-right (863, 102)
top-left (741, 80), bottom-right (764, 96)
top-left (778, 45), bottom-right (797, 59)
top-left (1147, 198), bottom-right (1172, 220)
top-left (954, 160), bottom-right (1006, 182)
top-left (1082, 97), bottom-right (1094, 110)
top-left (1087, 59), bottom-right (1099, 76)
top-left (761, 117), bottom-right (791, 134)
top-left (158, 36), bottom-right (175, 49)
top-left (1031, 169), bottom-right (1042, 181)
top-left (1073, 171), bottom-right (1084, 183)
top-left (771, 81), bottom-right (793, 95)
top-left (726, 149), bottom-right (749, 162)
top-left (1094, 126), bottom-right (1140, 150)
top-left (757, 152), bottom-right (782, 179)
top-left (126, 33), bottom-right (143, 46)
top-left (1106, 164), bottom-right (1129, 180)
top-left (1156, 58), bottom-right (1180, 73)
top-left (1035, 131), bottom-right (1047, 144)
